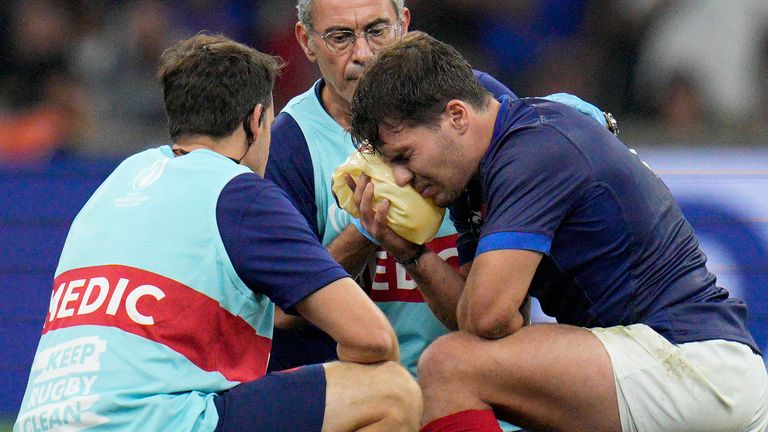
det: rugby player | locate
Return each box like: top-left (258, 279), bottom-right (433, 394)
top-left (349, 31), bottom-right (768, 432)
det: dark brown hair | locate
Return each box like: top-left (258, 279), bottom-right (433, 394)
top-left (158, 33), bottom-right (283, 141)
top-left (350, 31), bottom-right (490, 151)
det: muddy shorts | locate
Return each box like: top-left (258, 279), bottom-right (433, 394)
top-left (591, 324), bottom-right (767, 432)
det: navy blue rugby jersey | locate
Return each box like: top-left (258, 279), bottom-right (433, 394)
top-left (451, 95), bottom-right (759, 353)
top-left (216, 173), bottom-right (349, 310)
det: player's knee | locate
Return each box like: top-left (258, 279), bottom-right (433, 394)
top-left (417, 333), bottom-right (468, 386)
top-left (378, 361), bottom-right (422, 406)
top-left (323, 361), bottom-right (421, 430)
top-left (374, 361), bottom-right (422, 429)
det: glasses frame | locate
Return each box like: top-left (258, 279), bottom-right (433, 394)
top-left (308, 22), bottom-right (403, 55)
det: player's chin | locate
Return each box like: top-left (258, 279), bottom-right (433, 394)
top-left (433, 189), bottom-right (461, 208)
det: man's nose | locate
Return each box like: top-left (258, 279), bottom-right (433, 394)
top-left (350, 35), bottom-right (375, 63)
top-left (392, 164), bottom-right (414, 187)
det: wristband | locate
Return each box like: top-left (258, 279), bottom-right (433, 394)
top-left (394, 244), bottom-right (428, 266)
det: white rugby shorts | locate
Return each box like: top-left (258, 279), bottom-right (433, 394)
top-left (591, 323), bottom-right (768, 432)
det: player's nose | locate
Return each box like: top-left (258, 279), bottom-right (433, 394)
top-left (392, 165), bottom-right (414, 187)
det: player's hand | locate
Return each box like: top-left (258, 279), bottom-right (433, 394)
top-left (333, 150), bottom-right (444, 244)
top-left (346, 173), bottom-right (423, 261)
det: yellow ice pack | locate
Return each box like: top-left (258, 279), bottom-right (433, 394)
top-left (332, 151), bottom-right (445, 245)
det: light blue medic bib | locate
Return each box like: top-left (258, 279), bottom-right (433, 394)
top-left (281, 83), bottom-right (356, 247)
top-left (282, 83), bottom-right (451, 372)
top-left (15, 147), bottom-right (274, 432)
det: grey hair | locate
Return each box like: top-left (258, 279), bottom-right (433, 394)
top-left (297, 0), bottom-right (405, 29)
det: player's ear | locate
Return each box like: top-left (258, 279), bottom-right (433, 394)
top-left (250, 104), bottom-right (265, 136)
top-left (445, 99), bottom-right (469, 134)
top-left (296, 22), bottom-right (316, 62)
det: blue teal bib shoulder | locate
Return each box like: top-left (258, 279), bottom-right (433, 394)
top-left (281, 83), bottom-right (356, 246)
top-left (15, 146), bottom-right (274, 432)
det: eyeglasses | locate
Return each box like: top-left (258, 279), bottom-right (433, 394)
top-left (309, 23), bottom-right (402, 55)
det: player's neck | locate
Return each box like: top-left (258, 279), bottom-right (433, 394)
top-left (321, 83), bottom-right (352, 130)
top-left (468, 98), bottom-right (502, 165)
top-left (173, 132), bottom-right (247, 163)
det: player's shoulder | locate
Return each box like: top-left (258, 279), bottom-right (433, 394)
top-left (218, 173), bottom-right (308, 233)
top-left (493, 97), bottom-right (543, 137)
top-left (222, 172), bottom-right (285, 202)
top-left (472, 69), bottom-right (517, 99)
top-left (487, 99), bottom-right (591, 171)
top-left (499, 97), bottom-right (596, 140)
top-left (521, 98), bottom-right (612, 153)
top-left (472, 69), bottom-right (494, 82)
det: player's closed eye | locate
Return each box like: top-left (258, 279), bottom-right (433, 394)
top-left (390, 152), bottom-right (410, 166)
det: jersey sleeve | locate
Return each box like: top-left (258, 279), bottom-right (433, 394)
top-left (264, 112), bottom-right (320, 240)
top-left (478, 124), bottom-right (591, 257)
top-left (217, 173), bottom-right (349, 311)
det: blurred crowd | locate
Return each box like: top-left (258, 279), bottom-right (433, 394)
top-left (1, 0), bottom-right (767, 163)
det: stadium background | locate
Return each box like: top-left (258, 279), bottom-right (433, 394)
top-left (1, 0), bottom-right (767, 428)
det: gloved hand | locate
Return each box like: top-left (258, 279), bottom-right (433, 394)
top-left (332, 150), bottom-right (444, 245)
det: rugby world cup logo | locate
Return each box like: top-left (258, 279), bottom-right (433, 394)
top-left (115, 158), bottom-right (169, 208)
top-left (133, 158), bottom-right (169, 191)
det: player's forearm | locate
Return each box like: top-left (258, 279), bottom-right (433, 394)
top-left (466, 309), bottom-right (524, 339)
top-left (296, 277), bottom-right (400, 363)
top-left (457, 254), bottom-right (532, 338)
top-left (396, 249), bottom-right (464, 330)
top-left (327, 225), bottom-right (378, 277)
top-left (336, 331), bottom-right (400, 364)
top-left (333, 301), bottom-right (400, 363)
top-left (458, 290), bottom-right (523, 339)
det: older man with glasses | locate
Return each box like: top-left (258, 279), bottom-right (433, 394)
top-left (264, 2), bottom-right (611, 430)
top-left (307, 22), bottom-right (402, 55)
